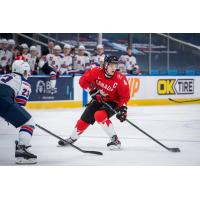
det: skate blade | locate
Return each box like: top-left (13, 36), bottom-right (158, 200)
top-left (56, 144), bottom-right (70, 147)
top-left (108, 144), bottom-right (122, 151)
top-left (15, 157), bottom-right (37, 165)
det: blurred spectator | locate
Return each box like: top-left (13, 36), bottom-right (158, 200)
top-left (48, 41), bottom-right (55, 54)
top-left (0, 39), bottom-right (11, 74)
top-left (42, 41), bottom-right (55, 56)
top-left (91, 44), bottom-right (105, 67)
top-left (7, 39), bottom-right (16, 51)
top-left (60, 44), bottom-right (73, 75)
top-left (73, 45), bottom-right (90, 74)
top-left (26, 46), bottom-right (40, 75)
top-left (21, 43), bottom-right (29, 61)
top-left (15, 45), bottom-right (25, 61)
top-left (118, 47), bottom-right (141, 75)
top-left (0, 39), bottom-right (2, 49)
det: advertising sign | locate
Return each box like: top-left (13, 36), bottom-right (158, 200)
top-left (28, 76), bottom-right (74, 101)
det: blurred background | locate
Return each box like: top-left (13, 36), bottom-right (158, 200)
top-left (0, 33), bottom-right (200, 76)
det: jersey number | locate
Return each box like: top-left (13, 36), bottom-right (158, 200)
top-left (22, 88), bottom-right (30, 98)
top-left (0, 75), bottom-right (13, 83)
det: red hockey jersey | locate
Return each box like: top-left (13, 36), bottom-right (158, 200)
top-left (79, 67), bottom-right (130, 108)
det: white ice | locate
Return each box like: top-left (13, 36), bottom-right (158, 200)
top-left (0, 104), bottom-right (200, 165)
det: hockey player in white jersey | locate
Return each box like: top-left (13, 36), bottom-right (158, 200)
top-left (7, 39), bottom-right (16, 70)
top-left (26, 46), bottom-right (39, 74)
top-left (60, 44), bottom-right (73, 75)
top-left (38, 45), bottom-right (63, 94)
top-left (0, 39), bottom-right (11, 74)
top-left (73, 45), bottom-right (90, 74)
top-left (0, 60), bottom-right (37, 164)
top-left (91, 44), bottom-right (105, 67)
top-left (118, 47), bottom-right (141, 75)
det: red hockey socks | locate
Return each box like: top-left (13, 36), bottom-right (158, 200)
top-left (94, 110), bottom-right (116, 138)
top-left (70, 119), bottom-right (89, 140)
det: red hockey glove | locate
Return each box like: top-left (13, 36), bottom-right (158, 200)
top-left (89, 88), bottom-right (103, 103)
top-left (116, 106), bottom-right (127, 122)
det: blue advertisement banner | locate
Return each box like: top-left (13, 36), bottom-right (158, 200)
top-left (28, 76), bottom-right (74, 101)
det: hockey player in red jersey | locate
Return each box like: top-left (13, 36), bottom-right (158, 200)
top-left (58, 55), bottom-right (130, 150)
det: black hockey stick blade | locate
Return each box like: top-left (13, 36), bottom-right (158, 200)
top-left (168, 147), bottom-right (181, 153)
top-left (62, 138), bottom-right (103, 156)
top-left (36, 124), bottom-right (103, 156)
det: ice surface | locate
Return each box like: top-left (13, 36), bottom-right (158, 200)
top-left (0, 105), bottom-right (200, 165)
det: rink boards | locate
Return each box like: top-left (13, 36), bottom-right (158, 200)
top-left (26, 75), bottom-right (200, 109)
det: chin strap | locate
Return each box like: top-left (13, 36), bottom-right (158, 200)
top-left (104, 69), bottom-right (113, 78)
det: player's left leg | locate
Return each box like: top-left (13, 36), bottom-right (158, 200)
top-left (58, 101), bottom-right (101, 146)
top-left (3, 103), bottom-right (37, 164)
top-left (94, 103), bottom-right (121, 150)
top-left (15, 117), bottom-right (37, 164)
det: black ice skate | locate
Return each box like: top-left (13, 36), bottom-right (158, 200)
top-left (107, 135), bottom-right (121, 150)
top-left (58, 137), bottom-right (77, 146)
top-left (15, 141), bottom-right (37, 164)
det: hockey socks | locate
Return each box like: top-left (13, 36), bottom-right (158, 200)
top-left (94, 110), bottom-right (116, 138)
top-left (94, 110), bottom-right (121, 149)
top-left (58, 119), bottom-right (89, 146)
top-left (18, 125), bottom-right (34, 146)
top-left (70, 119), bottom-right (89, 140)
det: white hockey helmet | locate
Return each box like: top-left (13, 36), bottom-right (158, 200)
top-left (21, 43), bottom-right (29, 49)
top-left (78, 45), bottom-right (85, 50)
top-left (8, 39), bottom-right (15, 45)
top-left (53, 45), bottom-right (61, 50)
top-left (1, 39), bottom-right (8, 44)
top-left (12, 60), bottom-right (31, 78)
top-left (30, 45), bottom-right (37, 51)
top-left (96, 44), bottom-right (103, 49)
top-left (64, 44), bottom-right (71, 49)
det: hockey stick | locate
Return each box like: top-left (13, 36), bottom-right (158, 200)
top-left (36, 124), bottom-right (103, 156)
top-left (168, 98), bottom-right (200, 103)
top-left (102, 101), bottom-right (180, 153)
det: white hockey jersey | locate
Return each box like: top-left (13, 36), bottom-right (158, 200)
top-left (118, 54), bottom-right (137, 73)
top-left (0, 49), bottom-right (12, 68)
top-left (26, 54), bottom-right (39, 72)
top-left (73, 55), bottom-right (90, 71)
top-left (47, 54), bottom-right (63, 71)
top-left (60, 55), bottom-right (73, 74)
top-left (91, 54), bottom-right (105, 66)
top-left (39, 54), bottom-right (63, 72)
top-left (0, 73), bottom-right (31, 106)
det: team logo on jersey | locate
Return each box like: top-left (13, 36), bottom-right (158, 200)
top-left (157, 79), bottom-right (194, 95)
top-left (96, 79), bottom-right (118, 92)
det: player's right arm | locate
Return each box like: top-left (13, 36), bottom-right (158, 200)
top-left (79, 67), bottom-right (99, 90)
